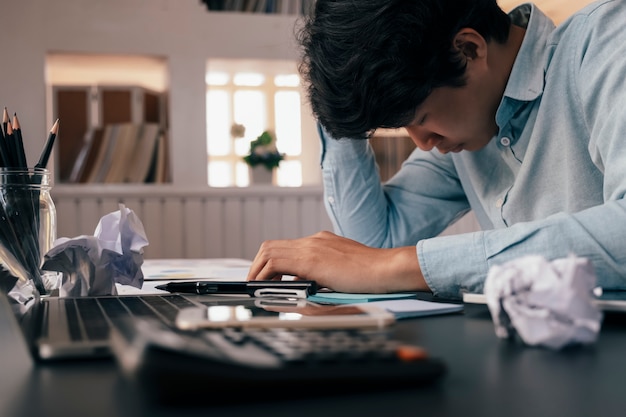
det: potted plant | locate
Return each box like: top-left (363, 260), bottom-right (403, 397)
top-left (243, 130), bottom-right (284, 170)
top-left (243, 130), bottom-right (284, 184)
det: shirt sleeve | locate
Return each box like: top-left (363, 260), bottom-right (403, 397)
top-left (420, 200), bottom-right (626, 299)
top-left (319, 125), bottom-right (470, 248)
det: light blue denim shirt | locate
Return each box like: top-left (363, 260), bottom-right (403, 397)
top-left (319, 0), bottom-right (626, 299)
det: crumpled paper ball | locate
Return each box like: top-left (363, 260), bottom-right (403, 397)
top-left (483, 254), bottom-right (602, 350)
top-left (42, 204), bottom-right (148, 297)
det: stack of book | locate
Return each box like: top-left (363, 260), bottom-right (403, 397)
top-left (68, 123), bottom-right (169, 184)
top-left (201, 0), bottom-right (316, 15)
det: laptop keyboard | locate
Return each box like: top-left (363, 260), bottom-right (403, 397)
top-left (63, 295), bottom-right (196, 342)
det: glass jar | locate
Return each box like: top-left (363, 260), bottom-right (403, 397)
top-left (0, 167), bottom-right (58, 294)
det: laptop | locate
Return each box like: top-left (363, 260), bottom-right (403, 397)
top-left (3, 278), bottom-right (215, 361)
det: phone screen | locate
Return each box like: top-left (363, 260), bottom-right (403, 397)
top-left (206, 300), bottom-right (367, 322)
top-left (176, 299), bottom-right (395, 330)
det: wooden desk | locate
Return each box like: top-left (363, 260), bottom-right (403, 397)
top-left (3, 302), bottom-right (626, 417)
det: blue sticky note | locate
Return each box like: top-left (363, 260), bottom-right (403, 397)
top-left (307, 292), bottom-right (418, 304)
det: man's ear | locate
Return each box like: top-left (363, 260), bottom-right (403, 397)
top-left (453, 29), bottom-right (487, 61)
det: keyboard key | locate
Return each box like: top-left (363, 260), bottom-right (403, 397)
top-left (74, 298), bottom-right (110, 341)
top-left (142, 296), bottom-right (181, 323)
top-left (63, 299), bottom-right (83, 341)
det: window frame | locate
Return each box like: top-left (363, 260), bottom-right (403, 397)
top-left (206, 61), bottom-right (303, 187)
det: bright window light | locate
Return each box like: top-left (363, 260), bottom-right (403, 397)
top-left (208, 161), bottom-right (232, 187)
top-left (277, 161), bottom-right (302, 187)
top-left (206, 71), bottom-right (229, 85)
top-left (275, 91), bottom-right (302, 155)
top-left (206, 90), bottom-right (230, 155)
top-left (233, 72), bottom-right (265, 86)
top-left (233, 90), bottom-right (266, 155)
top-left (274, 74), bottom-right (300, 87)
top-left (236, 162), bottom-right (250, 187)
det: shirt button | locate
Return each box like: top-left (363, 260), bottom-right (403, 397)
top-left (500, 137), bottom-right (511, 147)
top-left (495, 198), bottom-right (504, 208)
top-left (327, 196), bottom-right (335, 204)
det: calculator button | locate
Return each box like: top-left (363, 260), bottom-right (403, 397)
top-left (396, 345), bottom-right (428, 362)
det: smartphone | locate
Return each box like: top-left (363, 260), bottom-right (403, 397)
top-left (175, 298), bottom-right (396, 330)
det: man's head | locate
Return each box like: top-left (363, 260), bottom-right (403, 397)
top-left (297, 0), bottom-right (511, 141)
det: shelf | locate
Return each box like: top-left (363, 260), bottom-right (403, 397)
top-left (200, 0), bottom-right (316, 15)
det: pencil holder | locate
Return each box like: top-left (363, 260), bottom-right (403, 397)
top-left (0, 167), bottom-right (59, 294)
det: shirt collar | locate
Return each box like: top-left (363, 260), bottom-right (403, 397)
top-left (502, 3), bottom-right (556, 103)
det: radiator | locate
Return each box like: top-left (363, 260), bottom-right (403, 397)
top-left (52, 185), bottom-right (333, 260)
top-left (51, 185), bottom-right (479, 260)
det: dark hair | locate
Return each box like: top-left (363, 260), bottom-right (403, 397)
top-left (297, 0), bottom-right (511, 139)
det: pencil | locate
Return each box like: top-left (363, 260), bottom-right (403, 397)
top-left (35, 118), bottom-right (59, 169)
top-left (4, 117), bottom-right (18, 167)
top-left (0, 145), bottom-right (6, 167)
top-left (2, 107), bottom-right (8, 137)
top-left (0, 117), bottom-right (7, 167)
top-left (12, 113), bottom-right (28, 169)
top-left (1, 108), bottom-right (11, 166)
top-left (2, 108), bottom-right (16, 167)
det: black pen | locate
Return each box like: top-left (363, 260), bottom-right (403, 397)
top-left (155, 280), bottom-right (318, 298)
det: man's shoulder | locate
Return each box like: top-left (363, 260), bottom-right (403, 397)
top-left (554, 0), bottom-right (624, 37)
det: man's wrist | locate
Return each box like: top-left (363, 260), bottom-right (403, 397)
top-left (382, 246), bottom-right (429, 293)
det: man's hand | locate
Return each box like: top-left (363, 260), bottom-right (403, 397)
top-left (246, 231), bottom-right (430, 294)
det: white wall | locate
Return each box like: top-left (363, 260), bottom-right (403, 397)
top-left (1, 0), bottom-right (320, 186)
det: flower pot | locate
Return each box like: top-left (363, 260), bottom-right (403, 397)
top-left (249, 165), bottom-right (274, 185)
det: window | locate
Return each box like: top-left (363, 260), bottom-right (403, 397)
top-left (206, 59), bottom-right (303, 187)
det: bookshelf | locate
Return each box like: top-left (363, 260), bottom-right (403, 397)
top-left (200, 0), bottom-right (316, 15)
top-left (52, 85), bottom-right (168, 184)
top-left (370, 130), bottom-right (416, 182)
top-left (53, 86), bottom-right (90, 182)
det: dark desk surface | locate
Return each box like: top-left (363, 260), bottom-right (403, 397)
top-left (3, 302), bottom-right (626, 417)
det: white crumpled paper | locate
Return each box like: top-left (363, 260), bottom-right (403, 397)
top-left (42, 204), bottom-right (148, 297)
top-left (483, 254), bottom-right (602, 350)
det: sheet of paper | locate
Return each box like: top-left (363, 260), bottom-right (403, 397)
top-left (117, 280), bottom-right (169, 295)
top-left (141, 258), bottom-right (251, 281)
top-left (359, 299), bottom-right (464, 319)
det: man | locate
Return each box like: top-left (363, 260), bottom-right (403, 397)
top-left (247, 0), bottom-right (626, 300)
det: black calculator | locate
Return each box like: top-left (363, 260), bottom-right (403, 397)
top-left (111, 317), bottom-right (447, 405)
